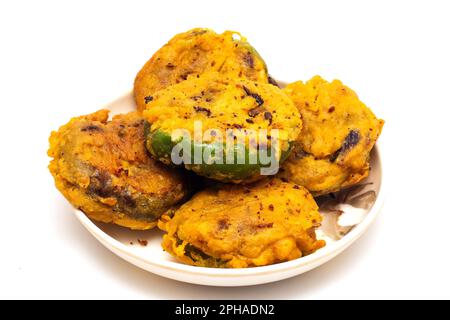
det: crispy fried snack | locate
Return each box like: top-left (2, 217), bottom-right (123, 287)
top-left (48, 110), bottom-right (192, 230)
top-left (159, 178), bottom-right (325, 268)
top-left (143, 73), bottom-right (301, 183)
top-left (134, 28), bottom-right (268, 112)
top-left (279, 76), bottom-right (384, 195)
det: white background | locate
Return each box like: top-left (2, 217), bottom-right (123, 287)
top-left (1, 0), bottom-right (449, 299)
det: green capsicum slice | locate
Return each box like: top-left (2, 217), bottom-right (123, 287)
top-left (143, 73), bottom-right (301, 183)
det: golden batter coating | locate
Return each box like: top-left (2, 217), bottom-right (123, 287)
top-left (143, 73), bottom-right (301, 182)
top-left (48, 110), bottom-right (192, 230)
top-left (134, 28), bottom-right (268, 112)
top-left (144, 73), bottom-right (300, 145)
top-left (279, 76), bottom-right (384, 195)
top-left (159, 178), bottom-right (325, 268)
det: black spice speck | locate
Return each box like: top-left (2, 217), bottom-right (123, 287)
top-left (144, 96), bottom-right (153, 104)
top-left (264, 111), bottom-right (273, 125)
top-left (193, 106), bottom-right (212, 117)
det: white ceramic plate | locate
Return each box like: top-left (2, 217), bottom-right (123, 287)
top-left (73, 91), bottom-right (385, 286)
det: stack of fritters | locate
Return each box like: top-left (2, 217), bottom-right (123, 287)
top-left (48, 28), bottom-right (383, 268)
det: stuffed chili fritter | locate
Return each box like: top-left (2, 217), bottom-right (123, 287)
top-left (134, 28), bottom-right (268, 112)
top-left (159, 178), bottom-right (325, 268)
top-left (143, 73), bottom-right (302, 183)
top-left (279, 76), bottom-right (384, 195)
top-left (48, 110), bottom-right (192, 230)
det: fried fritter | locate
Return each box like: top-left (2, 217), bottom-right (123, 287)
top-left (134, 28), bottom-right (268, 112)
top-left (279, 76), bottom-right (384, 195)
top-left (143, 73), bottom-right (301, 183)
top-left (48, 110), bottom-right (192, 230)
top-left (159, 178), bottom-right (325, 268)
